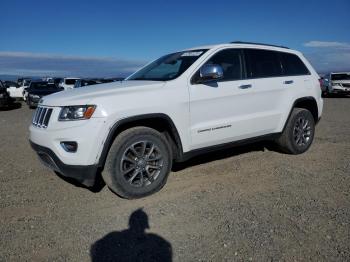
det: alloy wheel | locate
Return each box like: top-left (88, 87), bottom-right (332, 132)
top-left (293, 117), bottom-right (312, 146)
top-left (120, 140), bottom-right (163, 187)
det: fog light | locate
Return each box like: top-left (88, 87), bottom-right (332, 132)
top-left (60, 141), bottom-right (78, 152)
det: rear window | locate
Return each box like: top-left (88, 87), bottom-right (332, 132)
top-left (280, 53), bottom-right (310, 76)
top-left (331, 73), bottom-right (350, 81)
top-left (65, 79), bottom-right (78, 85)
top-left (245, 49), bottom-right (283, 78)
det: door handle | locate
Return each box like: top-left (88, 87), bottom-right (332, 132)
top-left (239, 84), bottom-right (252, 89)
top-left (284, 80), bottom-right (294, 84)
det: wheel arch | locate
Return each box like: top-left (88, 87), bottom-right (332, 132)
top-left (283, 96), bottom-right (319, 132)
top-left (98, 113), bottom-right (183, 168)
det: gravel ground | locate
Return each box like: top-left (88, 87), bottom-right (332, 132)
top-left (0, 98), bottom-right (349, 262)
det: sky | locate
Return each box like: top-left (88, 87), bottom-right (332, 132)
top-left (0, 0), bottom-right (349, 78)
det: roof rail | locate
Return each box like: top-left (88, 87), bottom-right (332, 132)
top-left (230, 41), bottom-right (289, 49)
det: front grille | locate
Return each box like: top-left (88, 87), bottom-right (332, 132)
top-left (32, 106), bottom-right (53, 128)
top-left (342, 83), bottom-right (350, 88)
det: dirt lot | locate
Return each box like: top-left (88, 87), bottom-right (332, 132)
top-left (0, 98), bottom-right (349, 261)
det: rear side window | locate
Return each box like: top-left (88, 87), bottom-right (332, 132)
top-left (245, 49), bottom-right (283, 78)
top-left (280, 53), bottom-right (310, 76)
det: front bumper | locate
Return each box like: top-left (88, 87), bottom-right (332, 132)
top-left (330, 86), bottom-right (350, 94)
top-left (30, 141), bottom-right (98, 187)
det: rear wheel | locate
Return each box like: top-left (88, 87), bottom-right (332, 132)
top-left (275, 108), bottom-right (315, 154)
top-left (102, 127), bottom-right (172, 199)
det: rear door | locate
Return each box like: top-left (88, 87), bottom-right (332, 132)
top-left (243, 49), bottom-right (299, 132)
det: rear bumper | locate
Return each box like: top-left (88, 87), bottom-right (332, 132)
top-left (30, 140), bottom-right (98, 187)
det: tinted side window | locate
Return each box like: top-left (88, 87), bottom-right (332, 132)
top-left (281, 53), bottom-right (310, 76)
top-left (245, 49), bottom-right (283, 78)
top-left (205, 49), bottom-right (243, 81)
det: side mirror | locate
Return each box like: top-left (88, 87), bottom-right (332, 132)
top-left (199, 64), bottom-right (223, 83)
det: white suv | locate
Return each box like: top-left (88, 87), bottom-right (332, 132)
top-left (29, 42), bottom-right (323, 199)
top-left (322, 72), bottom-right (350, 95)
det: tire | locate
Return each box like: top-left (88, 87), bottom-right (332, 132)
top-left (102, 127), bottom-right (173, 199)
top-left (275, 108), bottom-right (315, 154)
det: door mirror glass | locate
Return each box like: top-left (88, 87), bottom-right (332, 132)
top-left (199, 64), bottom-right (223, 82)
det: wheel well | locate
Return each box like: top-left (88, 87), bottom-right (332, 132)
top-left (293, 97), bottom-right (318, 122)
top-left (99, 114), bottom-right (183, 167)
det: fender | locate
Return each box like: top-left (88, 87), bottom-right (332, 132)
top-left (282, 96), bottom-right (319, 132)
top-left (97, 113), bottom-right (184, 167)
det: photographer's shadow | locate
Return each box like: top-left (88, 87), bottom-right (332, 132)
top-left (90, 209), bottom-right (172, 262)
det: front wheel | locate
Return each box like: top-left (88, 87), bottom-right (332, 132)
top-left (102, 127), bottom-right (172, 199)
top-left (275, 108), bottom-right (315, 154)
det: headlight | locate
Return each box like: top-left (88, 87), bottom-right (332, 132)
top-left (58, 105), bottom-right (96, 121)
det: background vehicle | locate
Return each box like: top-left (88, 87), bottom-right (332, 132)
top-left (59, 78), bottom-right (80, 90)
top-left (17, 78), bottom-right (32, 101)
top-left (0, 80), bottom-right (14, 108)
top-left (4, 81), bottom-right (19, 89)
top-left (7, 78), bottom-right (31, 100)
top-left (322, 72), bottom-right (350, 95)
top-left (74, 79), bottom-right (102, 88)
top-left (26, 81), bottom-right (63, 108)
top-left (29, 42), bottom-right (323, 199)
top-left (17, 78), bottom-right (32, 87)
top-left (73, 78), bottom-right (116, 88)
top-left (4, 81), bottom-right (23, 99)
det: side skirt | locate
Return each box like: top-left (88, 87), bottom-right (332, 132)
top-left (177, 133), bottom-right (280, 162)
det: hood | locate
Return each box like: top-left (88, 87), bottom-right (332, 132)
top-left (41, 80), bottom-right (165, 106)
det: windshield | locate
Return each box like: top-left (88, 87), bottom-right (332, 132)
top-left (127, 49), bottom-right (208, 81)
top-left (331, 73), bottom-right (350, 81)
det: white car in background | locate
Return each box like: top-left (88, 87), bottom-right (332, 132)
top-left (7, 78), bottom-right (31, 100)
top-left (59, 78), bottom-right (80, 90)
top-left (322, 72), bottom-right (350, 95)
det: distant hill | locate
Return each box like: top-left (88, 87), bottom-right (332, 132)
top-left (0, 74), bottom-right (43, 81)
top-left (0, 75), bottom-right (20, 81)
